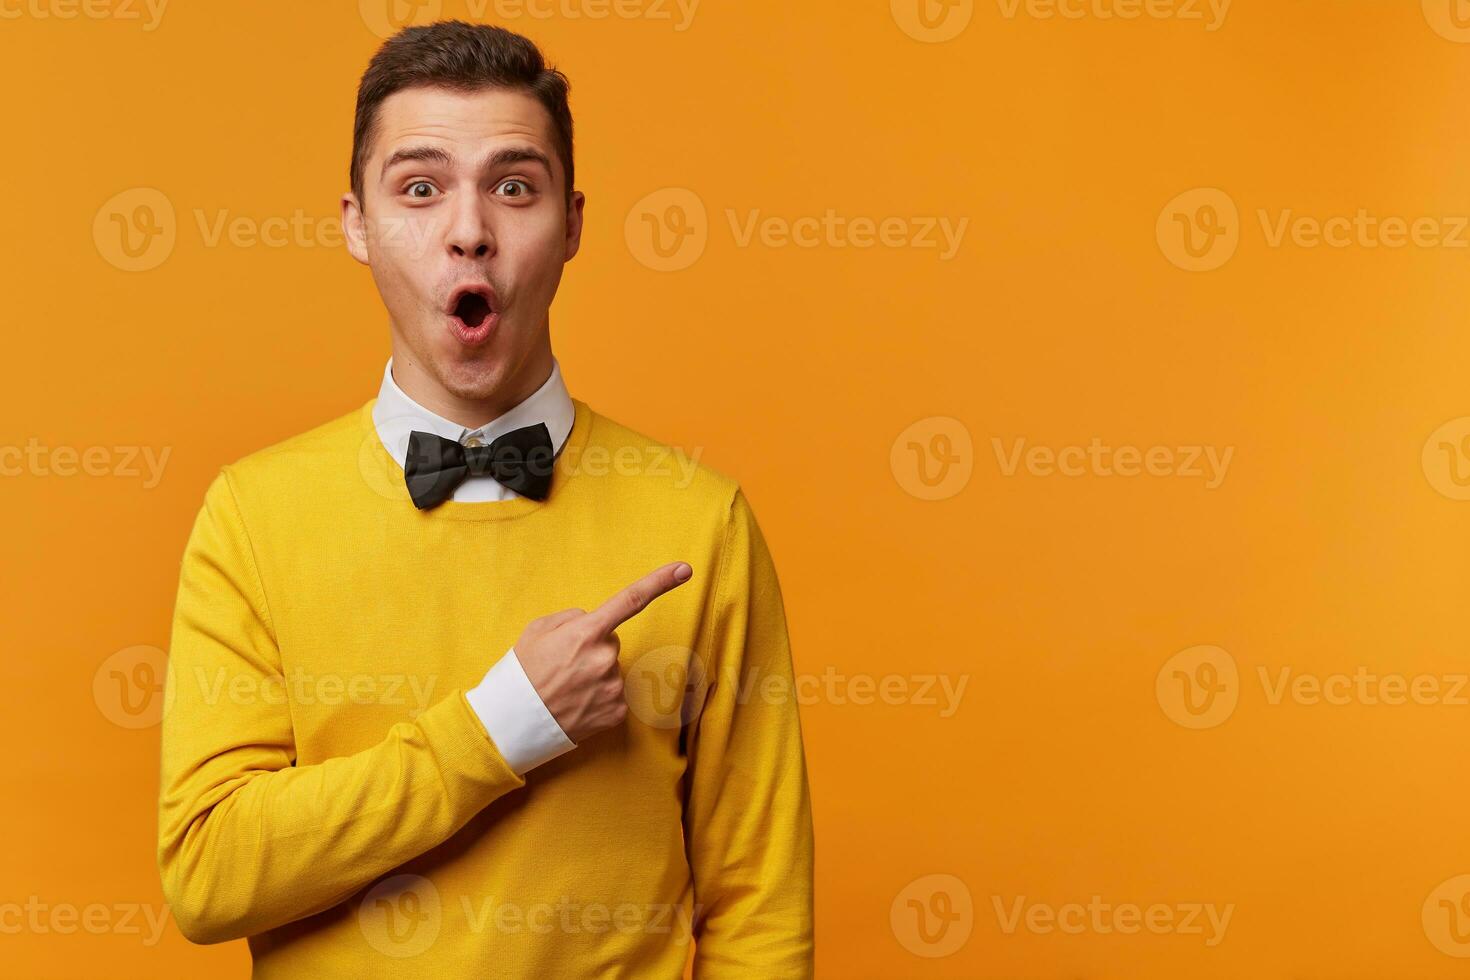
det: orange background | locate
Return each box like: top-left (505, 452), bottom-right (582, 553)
top-left (6, 0), bottom-right (1470, 976)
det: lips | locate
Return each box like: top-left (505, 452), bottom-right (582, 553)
top-left (445, 283), bottom-right (500, 346)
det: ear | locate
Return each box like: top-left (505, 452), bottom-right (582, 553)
top-left (341, 192), bottom-right (370, 265)
top-left (564, 190), bottom-right (586, 262)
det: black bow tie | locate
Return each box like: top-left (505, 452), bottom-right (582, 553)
top-left (404, 423), bottom-right (556, 510)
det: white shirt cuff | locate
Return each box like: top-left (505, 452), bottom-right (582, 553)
top-left (465, 647), bottom-right (576, 775)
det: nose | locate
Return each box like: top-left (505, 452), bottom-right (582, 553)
top-left (444, 192), bottom-right (496, 259)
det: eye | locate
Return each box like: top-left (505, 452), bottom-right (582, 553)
top-left (497, 178), bottom-right (533, 198)
top-left (405, 181), bottom-right (438, 199)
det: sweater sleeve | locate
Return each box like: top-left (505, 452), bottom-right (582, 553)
top-left (684, 487), bottom-right (816, 978)
top-left (156, 469), bottom-right (526, 945)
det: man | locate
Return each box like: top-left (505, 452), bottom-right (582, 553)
top-left (156, 20), bottom-right (814, 977)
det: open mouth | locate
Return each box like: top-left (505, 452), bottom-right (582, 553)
top-left (451, 289), bottom-right (494, 329)
top-left (444, 284), bottom-right (500, 345)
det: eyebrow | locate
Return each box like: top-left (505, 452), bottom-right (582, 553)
top-left (379, 144), bottom-right (554, 183)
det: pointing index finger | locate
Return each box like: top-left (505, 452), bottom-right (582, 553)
top-left (583, 562), bottom-right (693, 635)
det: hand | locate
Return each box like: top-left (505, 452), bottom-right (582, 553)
top-left (514, 561), bottom-right (693, 745)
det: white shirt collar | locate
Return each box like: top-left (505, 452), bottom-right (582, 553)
top-left (372, 356), bottom-right (575, 501)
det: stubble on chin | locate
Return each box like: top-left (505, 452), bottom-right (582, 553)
top-left (435, 352), bottom-right (514, 402)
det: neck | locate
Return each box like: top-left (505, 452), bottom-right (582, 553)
top-left (389, 334), bottom-right (555, 431)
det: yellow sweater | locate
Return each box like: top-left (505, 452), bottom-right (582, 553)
top-left (156, 396), bottom-right (814, 977)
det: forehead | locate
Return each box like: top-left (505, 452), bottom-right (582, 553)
top-left (372, 84), bottom-right (559, 171)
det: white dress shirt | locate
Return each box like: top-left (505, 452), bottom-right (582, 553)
top-left (373, 356), bottom-right (578, 775)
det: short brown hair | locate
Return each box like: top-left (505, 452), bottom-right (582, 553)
top-left (350, 20), bottom-right (574, 210)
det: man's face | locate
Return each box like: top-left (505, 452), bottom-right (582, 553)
top-left (344, 84), bottom-right (584, 404)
